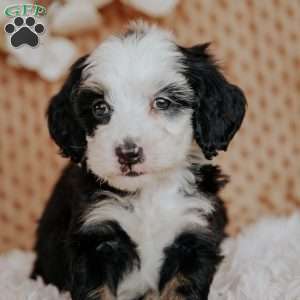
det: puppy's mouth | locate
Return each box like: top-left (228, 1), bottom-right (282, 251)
top-left (120, 164), bottom-right (144, 177)
top-left (124, 171), bottom-right (144, 177)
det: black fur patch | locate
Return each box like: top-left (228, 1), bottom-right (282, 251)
top-left (179, 43), bottom-right (247, 159)
top-left (47, 56), bottom-right (90, 163)
top-left (69, 221), bottom-right (140, 299)
top-left (159, 231), bottom-right (223, 300)
top-left (73, 88), bottom-right (112, 135)
top-left (192, 164), bottom-right (229, 236)
top-left (193, 164), bottom-right (229, 194)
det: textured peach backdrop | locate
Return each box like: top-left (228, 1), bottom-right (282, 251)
top-left (0, 0), bottom-right (299, 253)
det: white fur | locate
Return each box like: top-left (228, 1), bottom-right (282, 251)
top-left (82, 23), bottom-right (196, 191)
top-left (210, 213), bottom-right (300, 300)
top-left (2, 213), bottom-right (300, 300)
top-left (83, 167), bottom-right (213, 299)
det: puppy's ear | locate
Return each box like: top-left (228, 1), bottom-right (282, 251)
top-left (47, 55), bottom-right (89, 163)
top-left (180, 44), bottom-right (246, 159)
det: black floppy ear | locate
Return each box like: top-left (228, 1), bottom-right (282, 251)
top-left (180, 43), bottom-right (246, 159)
top-left (47, 55), bottom-right (89, 163)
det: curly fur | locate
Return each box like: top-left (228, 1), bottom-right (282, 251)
top-left (32, 22), bottom-right (246, 300)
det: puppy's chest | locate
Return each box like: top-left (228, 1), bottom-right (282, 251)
top-left (122, 186), bottom-right (210, 251)
top-left (84, 183), bottom-right (212, 296)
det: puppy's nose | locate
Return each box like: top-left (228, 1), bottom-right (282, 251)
top-left (115, 141), bottom-right (144, 165)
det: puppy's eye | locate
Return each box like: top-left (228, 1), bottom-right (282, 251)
top-left (152, 97), bottom-right (171, 110)
top-left (92, 100), bottom-right (110, 118)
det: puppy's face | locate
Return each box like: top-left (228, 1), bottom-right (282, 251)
top-left (82, 30), bottom-right (194, 190)
top-left (48, 23), bottom-right (246, 190)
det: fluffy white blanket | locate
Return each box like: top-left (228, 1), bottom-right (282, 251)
top-left (1, 214), bottom-right (299, 300)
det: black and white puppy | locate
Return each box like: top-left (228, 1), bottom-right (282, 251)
top-left (32, 22), bottom-right (246, 300)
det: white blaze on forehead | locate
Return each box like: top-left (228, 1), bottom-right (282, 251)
top-left (84, 23), bottom-right (187, 101)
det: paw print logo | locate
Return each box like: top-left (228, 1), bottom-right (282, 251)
top-left (4, 16), bottom-right (45, 48)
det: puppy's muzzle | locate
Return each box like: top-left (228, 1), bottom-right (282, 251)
top-left (115, 141), bottom-right (144, 166)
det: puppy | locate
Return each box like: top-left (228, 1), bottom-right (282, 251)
top-left (32, 22), bottom-right (246, 300)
